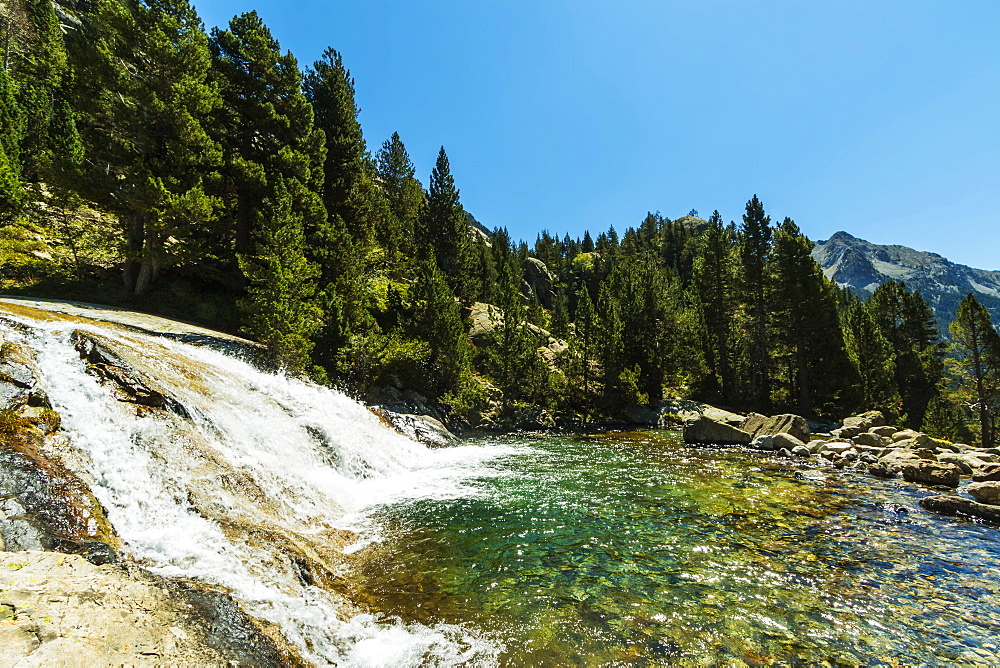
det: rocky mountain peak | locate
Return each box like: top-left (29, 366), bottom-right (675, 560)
top-left (811, 232), bottom-right (1000, 330)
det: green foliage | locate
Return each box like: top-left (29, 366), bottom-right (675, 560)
top-left (421, 147), bottom-right (476, 300)
top-left (408, 260), bottom-right (474, 399)
top-left (237, 182), bottom-right (321, 372)
top-left (375, 132), bottom-right (423, 269)
top-left (866, 281), bottom-right (944, 428)
top-left (70, 0), bottom-right (222, 294)
top-left (948, 292), bottom-right (1000, 447)
top-left (739, 194), bottom-right (772, 411)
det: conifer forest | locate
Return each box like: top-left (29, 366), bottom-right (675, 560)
top-left (2, 0), bottom-right (998, 446)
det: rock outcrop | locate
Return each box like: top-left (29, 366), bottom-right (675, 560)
top-left (683, 416), bottom-right (752, 446)
top-left (522, 257), bottom-right (557, 308)
top-left (1, 335), bottom-right (120, 562)
top-left (966, 481), bottom-right (1000, 505)
top-left (370, 407), bottom-right (459, 447)
top-left (0, 551), bottom-right (295, 666)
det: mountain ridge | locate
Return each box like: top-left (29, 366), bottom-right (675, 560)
top-left (811, 230), bottom-right (1000, 329)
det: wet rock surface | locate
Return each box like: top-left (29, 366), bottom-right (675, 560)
top-left (0, 551), bottom-right (295, 667)
top-left (1, 337), bottom-right (119, 563)
top-left (371, 407), bottom-right (459, 447)
top-left (919, 495), bottom-right (1000, 524)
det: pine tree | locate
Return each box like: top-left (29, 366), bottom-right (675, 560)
top-left (949, 293), bottom-right (1000, 447)
top-left (304, 48), bottom-right (386, 255)
top-left (770, 218), bottom-right (860, 417)
top-left (866, 281), bottom-right (944, 428)
top-left (238, 180), bottom-right (322, 372)
top-left (484, 232), bottom-right (550, 405)
top-left (692, 211), bottom-right (738, 402)
top-left (70, 0), bottom-right (221, 294)
top-left (739, 195), bottom-right (772, 411)
top-left (409, 259), bottom-right (473, 399)
top-left (209, 10), bottom-right (324, 257)
top-left (422, 147), bottom-right (474, 299)
top-left (375, 131), bottom-right (423, 267)
top-left (16, 0), bottom-right (70, 180)
top-left (844, 297), bottom-right (899, 418)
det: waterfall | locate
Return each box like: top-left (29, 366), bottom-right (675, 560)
top-left (2, 314), bottom-right (507, 666)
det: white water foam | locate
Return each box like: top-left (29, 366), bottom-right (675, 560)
top-left (6, 317), bottom-right (511, 666)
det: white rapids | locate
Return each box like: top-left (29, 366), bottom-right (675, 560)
top-left (1, 312), bottom-right (511, 666)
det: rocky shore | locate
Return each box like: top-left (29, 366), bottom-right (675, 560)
top-left (684, 409), bottom-right (1000, 525)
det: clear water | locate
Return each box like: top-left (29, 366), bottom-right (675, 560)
top-left (350, 430), bottom-right (1000, 666)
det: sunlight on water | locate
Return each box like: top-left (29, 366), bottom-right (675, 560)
top-left (350, 431), bottom-right (1000, 666)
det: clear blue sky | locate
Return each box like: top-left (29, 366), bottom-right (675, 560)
top-left (192, 1), bottom-right (1000, 269)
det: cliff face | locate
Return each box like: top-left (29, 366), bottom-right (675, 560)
top-left (811, 231), bottom-right (1000, 329)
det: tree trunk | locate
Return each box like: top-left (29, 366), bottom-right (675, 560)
top-left (123, 211), bottom-right (144, 292)
top-left (796, 335), bottom-right (811, 415)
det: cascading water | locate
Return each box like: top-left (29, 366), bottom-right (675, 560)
top-left (2, 312), bottom-right (508, 666)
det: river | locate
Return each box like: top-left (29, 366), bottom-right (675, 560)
top-left (349, 430), bottom-right (1000, 665)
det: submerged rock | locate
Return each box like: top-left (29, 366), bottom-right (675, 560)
top-left (682, 416), bottom-right (752, 446)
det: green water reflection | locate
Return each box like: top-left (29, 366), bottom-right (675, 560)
top-left (351, 431), bottom-right (1000, 665)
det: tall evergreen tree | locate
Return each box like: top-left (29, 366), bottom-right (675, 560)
top-left (949, 293), bottom-right (1000, 447)
top-left (844, 297), bottom-right (899, 417)
top-left (409, 259), bottom-right (474, 399)
top-left (421, 147), bottom-right (475, 300)
top-left (237, 179), bottom-right (321, 372)
top-left (866, 281), bottom-right (944, 428)
top-left (770, 218), bottom-right (860, 416)
top-left (71, 0), bottom-right (221, 294)
top-left (375, 131), bottom-right (423, 266)
top-left (739, 194), bottom-right (773, 410)
top-left (692, 211), bottom-right (738, 402)
top-left (209, 10), bottom-right (324, 258)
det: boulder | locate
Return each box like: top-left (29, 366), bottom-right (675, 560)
top-left (820, 442), bottom-right (854, 455)
top-left (791, 445), bottom-right (811, 457)
top-left (751, 435), bottom-right (775, 451)
top-left (831, 426), bottom-right (861, 439)
top-left (852, 432), bottom-right (883, 447)
top-left (739, 413), bottom-right (810, 442)
top-left (876, 449), bottom-right (925, 475)
top-left (370, 408), bottom-right (459, 447)
top-left (842, 410), bottom-right (886, 430)
top-left (655, 399), bottom-right (745, 426)
top-left (772, 432), bottom-right (806, 451)
top-left (938, 454), bottom-right (974, 475)
top-left (869, 425), bottom-right (898, 438)
top-left (683, 416), bottom-right (752, 446)
top-left (920, 494), bottom-right (1000, 524)
top-left (868, 461), bottom-right (898, 478)
top-left (901, 461), bottom-right (961, 488)
top-left (522, 257), bottom-right (557, 308)
top-left (892, 429), bottom-right (921, 442)
top-left (973, 463), bottom-right (1000, 482)
top-left (966, 481), bottom-right (1000, 506)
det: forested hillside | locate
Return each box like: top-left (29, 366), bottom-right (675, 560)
top-left (1, 0), bottom-right (998, 443)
